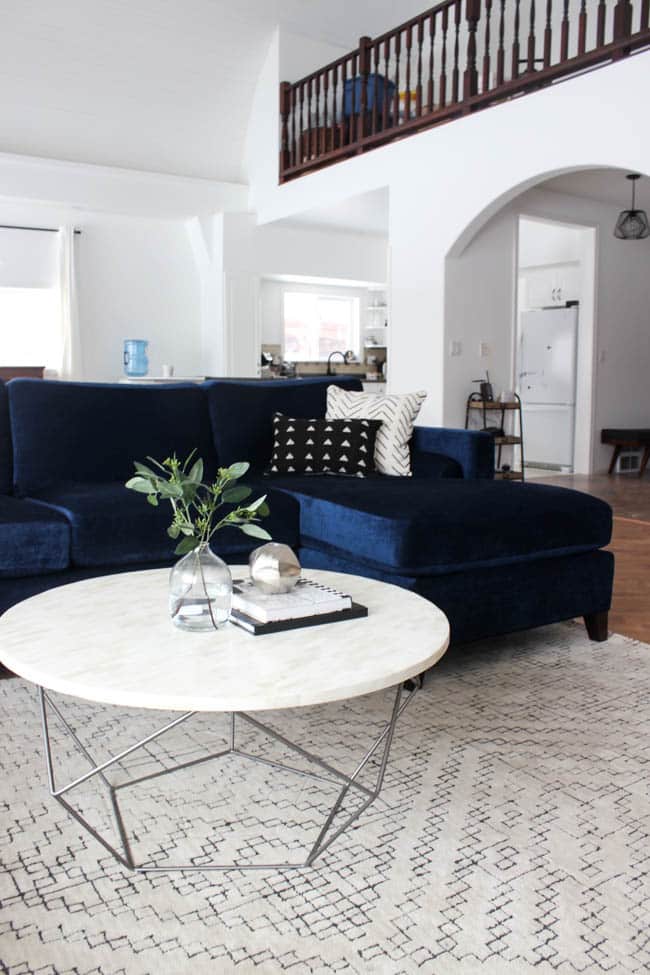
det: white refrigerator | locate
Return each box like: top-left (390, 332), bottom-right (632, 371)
top-left (518, 307), bottom-right (578, 471)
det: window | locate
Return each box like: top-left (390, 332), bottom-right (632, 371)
top-left (283, 291), bottom-right (360, 361)
top-left (0, 288), bottom-right (60, 367)
top-left (0, 227), bottom-right (61, 370)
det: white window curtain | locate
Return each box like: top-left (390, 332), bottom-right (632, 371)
top-left (58, 225), bottom-right (82, 379)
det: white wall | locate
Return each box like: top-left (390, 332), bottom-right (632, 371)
top-left (0, 199), bottom-right (203, 381)
top-left (519, 219), bottom-right (584, 267)
top-left (246, 46), bottom-right (650, 428)
top-left (445, 208), bottom-right (518, 424)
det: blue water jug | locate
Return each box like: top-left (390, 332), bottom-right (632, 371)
top-left (123, 339), bottom-right (149, 377)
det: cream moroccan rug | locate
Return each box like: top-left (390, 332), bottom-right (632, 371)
top-left (1, 623), bottom-right (649, 975)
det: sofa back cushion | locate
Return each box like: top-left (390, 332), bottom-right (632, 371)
top-left (204, 376), bottom-right (363, 472)
top-left (0, 380), bottom-right (12, 495)
top-left (9, 380), bottom-right (218, 495)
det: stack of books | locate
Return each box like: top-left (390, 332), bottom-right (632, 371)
top-left (229, 578), bottom-right (368, 635)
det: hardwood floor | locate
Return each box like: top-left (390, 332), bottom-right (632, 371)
top-left (529, 472), bottom-right (650, 643)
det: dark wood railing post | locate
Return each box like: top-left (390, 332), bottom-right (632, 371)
top-left (279, 81), bottom-right (291, 178)
top-left (613, 0), bottom-right (634, 58)
top-left (464, 0), bottom-right (481, 99)
top-left (358, 36), bottom-right (372, 141)
top-left (614, 0), bottom-right (633, 38)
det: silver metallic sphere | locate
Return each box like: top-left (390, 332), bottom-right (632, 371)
top-left (249, 543), bottom-right (301, 594)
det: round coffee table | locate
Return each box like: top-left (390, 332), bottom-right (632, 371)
top-left (0, 567), bottom-right (449, 872)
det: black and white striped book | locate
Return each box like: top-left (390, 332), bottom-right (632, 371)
top-left (231, 578), bottom-right (352, 624)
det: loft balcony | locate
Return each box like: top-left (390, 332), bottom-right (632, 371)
top-left (279, 0), bottom-right (650, 183)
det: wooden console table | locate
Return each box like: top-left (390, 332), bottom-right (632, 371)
top-left (601, 429), bottom-right (650, 477)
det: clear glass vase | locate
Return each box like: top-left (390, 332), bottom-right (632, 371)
top-left (169, 542), bottom-right (232, 632)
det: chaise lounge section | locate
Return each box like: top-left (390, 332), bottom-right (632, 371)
top-left (0, 376), bottom-right (613, 646)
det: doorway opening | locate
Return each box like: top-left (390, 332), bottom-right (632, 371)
top-left (515, 216), bottom-right (597, 475)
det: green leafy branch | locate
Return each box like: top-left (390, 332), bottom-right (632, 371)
top-left (126, 452), bottom-right (271, 556)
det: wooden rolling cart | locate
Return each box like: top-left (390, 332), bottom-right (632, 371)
top-left (465, 393), bottom-right (525, 481)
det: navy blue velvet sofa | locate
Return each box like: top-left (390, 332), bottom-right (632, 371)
top-left (0, 376), bottom-right (613, 646)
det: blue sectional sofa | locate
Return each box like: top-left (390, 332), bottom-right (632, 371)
top-left (0, 376), bottom-right (613, 645)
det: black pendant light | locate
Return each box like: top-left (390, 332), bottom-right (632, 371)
top-left (614, 174), bottom-right (650, 240)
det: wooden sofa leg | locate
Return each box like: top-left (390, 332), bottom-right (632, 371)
top-left (584, 611), bottom-right (609, 642)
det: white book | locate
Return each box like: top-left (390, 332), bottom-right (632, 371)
top-left (231, 578), bottom-right (352, 624)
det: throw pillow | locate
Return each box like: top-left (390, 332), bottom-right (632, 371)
top-left (326, 386), bottom-right (426, 477)
top-left (268, 414), bottom-right (382, 477)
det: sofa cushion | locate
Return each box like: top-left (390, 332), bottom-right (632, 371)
top-left (0, 496), bottom-right (70, 578)
top-left (9, 380), bottom-right (218, 495)
top-left (326, 385), bottom-right (426, 476)
top-left (265, 476), bottom-right (612, 575)
top-left (269, 414), bottom-right (382, 477)
top-left (0, 380), bottom-right (12, 495)
top-left (411, 450), bottom-right (463, 479)
top-left (31, 482), bottom-right (301, 569)
top-left (204, 377), bottom-right (363, 473)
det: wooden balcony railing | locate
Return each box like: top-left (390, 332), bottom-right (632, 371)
top-left (279, 0), bottom-right (650, 183)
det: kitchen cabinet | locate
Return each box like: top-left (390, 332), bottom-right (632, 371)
top-left (520, 263), bottom-right (581, 309)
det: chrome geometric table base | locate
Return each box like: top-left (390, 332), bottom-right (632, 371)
top-left (38, 680), bottom-right (417, 873)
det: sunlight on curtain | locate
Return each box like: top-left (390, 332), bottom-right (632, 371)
top-left (58, 225), bottom-right (82, 379)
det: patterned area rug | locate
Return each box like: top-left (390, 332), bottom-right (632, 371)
top-left (1, 623), bottom-right (649, 975)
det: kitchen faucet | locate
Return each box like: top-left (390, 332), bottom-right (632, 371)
top-left (327, 351), bottom-right (346, 376)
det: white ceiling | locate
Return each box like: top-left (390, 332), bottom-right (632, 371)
top-left (0, 0), bottom-right (425, 183)
top-left (543, 170), bottom-right (650, 212)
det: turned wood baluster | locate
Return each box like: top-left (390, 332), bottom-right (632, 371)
top-left (290, 85), bottom-right (297, 166)
top-left (544, 0), bottom-right (553, 68)
top-left (306, 78), bottom-right (313, 159)
top-left (560, 0), bottom-right (570, 61)
top-left (358, 37), bottom-right (372, 141)
top-left (482, 0), bottom-right (493, 93)
top-left (404, 25), bottom-right (413, 121)
top-left (578, 1), bottom-right (587, 55)
top-left (372, 43), bottom-right (381, 133)
top-left (496, 0), bottom-right (506, 85)
top-left (298, 82), bottom-right (305, 162)
top-left (383, 39), bottom-right (391, 129)
top-left (596, 0), bottom-right (606, 45)
top-left (452, 0), bottom-right (461, 104)
top-left (340, 59), bottom-right (348, 144)
top-left (394, 32), bottom-right (401, 125)
top-left (440, 7), bottom-right (449, 107)
top-left (322, 70), bottom-right (329, 152)
top-left (642, 0), bottom-right (650, 30)
top-left (427, 12), bottom-right (436, 112)
top-left (527, 1), bottom-right (537, 73)
top-left (279, 82), bottom-right (291, 176)
top-left (416, 18), bottom-right (425, 116)
top-left (512, 0), bottom-right (521, 79)
top-left (352, 51), bottom-right (359, 143)
top-left (464, 0), bottom-right (481, 99)
top-left (332, 65), bottom-right (339, 150)
top-left (314, 73), bottom-right (321, 156)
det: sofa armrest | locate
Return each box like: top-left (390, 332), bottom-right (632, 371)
top-left (412, 426), bottom-right (495, 480)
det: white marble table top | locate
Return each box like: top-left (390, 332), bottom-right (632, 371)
top-left (0, 568), bottom-right (449, 713)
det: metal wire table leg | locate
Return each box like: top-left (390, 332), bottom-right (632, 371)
top-left (38, 681), bottom-right (416, 872)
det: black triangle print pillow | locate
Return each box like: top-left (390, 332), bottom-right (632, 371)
top-left (268, 414), bottom-right (382, 477)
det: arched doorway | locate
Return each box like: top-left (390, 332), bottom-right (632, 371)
top-left (444, 166), bottom-right (650, 476)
